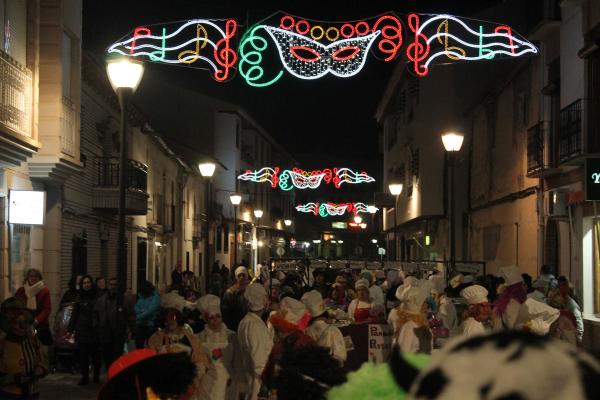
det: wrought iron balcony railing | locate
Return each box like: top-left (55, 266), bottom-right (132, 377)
top-left (0, 50), bottom-right (32, 137)
top-left (559, 99), bottom-right (582, 163)
top-left (526, 121), bottom-right (553, 176)
top-left (95, 157), bottom-right (148, 192)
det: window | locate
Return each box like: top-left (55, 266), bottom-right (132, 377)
top-left (1, 0), bottom-right (27, 66)
top-left (62, 32), bottom-right (72, 99)
top-left (216, 227), bottom-right (222, 252)
top-left (223, 225), bottom-right (229, 253)
top-left (10, 224), bottom-right (31, 293)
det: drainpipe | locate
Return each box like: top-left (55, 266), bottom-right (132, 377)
top-left (515, 222), bottom-right (519, 266)
top-left (536, 185), bottom-right (545, 276)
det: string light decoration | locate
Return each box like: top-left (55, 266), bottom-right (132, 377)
top-left (107, 19), bottom-right (238, 82)
top-left (108, 12), bottom-right (536, 85)
top-left (295, 202), bottom-right (378, 217)
top-left (237, 167), bottom-right (375, 190)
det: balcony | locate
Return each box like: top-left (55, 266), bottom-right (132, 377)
top-left (527, 121), bottom-right (558, 177)
top-left (558, 100), bottom-right (583, 164)
top-left (92, 157), bottom-right (149, 215)
top-left (0, 50), bottom-right (38, 167)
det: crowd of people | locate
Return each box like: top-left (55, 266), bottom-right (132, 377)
top-left (0, 262), bottom-right (596, 399)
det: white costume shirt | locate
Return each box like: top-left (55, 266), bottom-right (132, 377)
top-left (462, 317), bottom-right (486, 337)
top-left (396, 320), bottom-right (420, 353)
top-left (493, 298), bottom-right (522, 330)
top-left (198, 323), bottom-right (238, 400)
top-left (237, 312), bottom-right (273, 400)
top-left (305, 319), bottom-right (347, 363)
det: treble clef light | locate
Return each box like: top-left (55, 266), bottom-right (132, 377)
top-left (406, 13), bottom-right (430, 76)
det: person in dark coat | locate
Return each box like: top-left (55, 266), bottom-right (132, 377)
top-left (60, 275), bottom-right (82, 306)
top-left (68, 275), bottom-right (101, 385)
top-left (221, 266), bottom-right (249, 331)
top-left (96, 277), bottom-right (136, 372)
top-left (170, 262), bottom-right (183, 291)
top-left (182, 289), bottom-right (204, 333)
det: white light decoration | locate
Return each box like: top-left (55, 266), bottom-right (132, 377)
top-left (106, 59), bottom-right (145, 92)
top-left (338, 240), bottom-right (344, 244)
top-left (254, 209), bottom-right (264, 219)
top-left (107, 19), bottom-right (238, 82)
top-left (389, 183), bottom-right (403, 196)
top-left (371, 239), bottom-right (378, 244)
top-left (354, 215), bottom-right (363, 224)
top-left (229, 194), bottom-right (242, 205)
top-left (442, 132), bottom-right (464, 152)
top-left (284, 219), bottom-right (292, 226)
top-left (238, 167), bottom-right (375, 191)
top-left (313, 239), bottom-right (321, 244)
top-left (331, 240), bottom-right (337, 244)
top-left (198, 162), bottom-right (216, 177)
top-left (367, 205), bottom-right (379, 214)
top-left (295, 201), bottom-right (377, 217)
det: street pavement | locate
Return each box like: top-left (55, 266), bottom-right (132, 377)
top-left (39, 371), bottom-right (105, 400)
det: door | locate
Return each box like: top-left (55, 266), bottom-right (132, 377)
top-left (72, 233), bottom-right (87, 279)
top-left (137, 237), bottom-right (148, 288)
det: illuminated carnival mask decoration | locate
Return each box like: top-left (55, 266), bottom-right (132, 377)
top-left (237, 167), bottom-right (375, 191)
top-left (107, 12), bottom-right (537, 86)
top-left (295, 202), bottom-right (377, 217)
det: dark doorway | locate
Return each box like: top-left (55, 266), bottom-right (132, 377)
top-left (72, 233), bottom-right (88, 278)
top-left (137, 237), bottom-right (148, 288)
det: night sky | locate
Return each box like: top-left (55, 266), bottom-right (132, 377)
top-left (83, 0), bottom-right (501, 160)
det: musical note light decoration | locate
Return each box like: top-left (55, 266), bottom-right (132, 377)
top-left (295, 202), bottom-right (377, 217)
top-left (237, 167), bottom-right (375, 190)
top-left (108, 12), bottom-right (537, 85)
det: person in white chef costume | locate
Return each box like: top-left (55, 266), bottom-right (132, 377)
top-left (237, 283), bottom-right (273, 400)
top-left (197, 294), bottom-right (239, 400)
top-left (460, 285), bottom-right (492, 337)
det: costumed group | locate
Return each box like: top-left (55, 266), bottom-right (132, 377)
top-left (0, 263), bottom-right (596, 400)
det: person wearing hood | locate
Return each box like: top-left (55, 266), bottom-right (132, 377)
top-left (301, 290), bottom-right (347, 364)
top-left (237, 283), bottom-right (274, 400)
top-left (528, 272), bottom-right (557, 303)
top-left (387, 276), bottom-right (419, 333)
top-left (222, 266), bottom-right (250, 331)
top-left (197, 294), bottom-right (239, 400)
top-left (15, 268), bottom-right (52, 347)
top-left (547, 284), bottom-right (583, 345)
top-left (460, 285), bottom-right (492, 337)
top-left (68, 275), bottom-right (100, 385)
top-left (392, 284), bottom-right (432, 354)
top-left (493, 266), bottom-right (529, 330)
top-left (347, 279), bottom-right (384, 324)
top-left (134, 280), bottom-right (161, 349)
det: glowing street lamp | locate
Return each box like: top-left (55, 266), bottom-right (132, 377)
top-left (230, 194), bottom-right (242, 266)
top-left (388, 182), bottom-right (403, 261)
top-left (284, 219), bottom-right (292, 227)
top-left (106, 58), bottom-right (144, 306)
top-left (442, 132), bottom-right (464, 271)
top-left (199, 162), bottom-right (216, 292)
top-left (353, 215), bottom-right (363, 224)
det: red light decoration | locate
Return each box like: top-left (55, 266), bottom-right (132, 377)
top-left (296, 202), bottom-right (376, 217)
top-left (109, 12), bottom-right (537, 86)
top-left (238, 167), bottom-right (375, 190)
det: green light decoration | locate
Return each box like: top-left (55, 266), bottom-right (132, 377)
top-left (239, 24), bottom-right (284, 88)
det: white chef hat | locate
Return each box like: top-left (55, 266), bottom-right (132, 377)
top-left (280, 297), bottom-right (309, 326)
top-left (500, 265), bottom-right (523, 286)
top-left (235, 266), bottom-right (248, 277)
top-left (460, 285), bottom-right (489, 305)
top-left (398, 286), bottom-right (428, 313)
top-left (198, 294), bottom-right (221, 317)
top-left (244, 282), bottom-right (268, 311)
top-left (301, 290), bottom-right (326, 317)
top-left (355, 278), bottom-right (369, 290)
top-left (161, 292), bottom-right (186, 312)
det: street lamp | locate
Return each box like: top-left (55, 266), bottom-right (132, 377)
top-left (230, 194), bottom-right (242, 269)
top-left (388, 182), bottom-right (403, 261)
top-left (106, 58), bottom-right (144, 306)
top-left (353, 215), bottom-right (363, 224)
top-left (253, 209), bottom-right (263, 271)
top-left (199, 162), bottom-right (216, 291)
top-left (442, 132), bottom-right (464, 272)
top-left (284, 219), bottom-right (292, 227)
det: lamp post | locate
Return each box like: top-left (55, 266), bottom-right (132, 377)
top-left (199, 162), bottom-right (216, 292)
top-left (353, 216), bottom-right (362, 257)
top-left (388, 183), bottom-right (403, 261)
top-left (230, 194), bottom-right (242, 270)
top-left (442, 132), bottom-right (464, 272)
top-left (253, 209), bottom-right (263, 273)
top-left (106, 58), bottom-right (144, 306)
